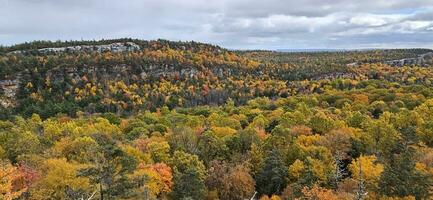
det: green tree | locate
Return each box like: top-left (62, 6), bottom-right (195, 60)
top-left (256, 150), bottom-right (288, 196)
top-left (80, 132), bottom-right (137, 199)
top-left (172, 168), bottom-right (206, 200)
top-left (363, 114), bottom-right (400, 156)
top-left (170, 150), bottom-right (206, 200)
top-left (0, 120), bottom-right (40, 163)
top-left (379, 148), bottom-right (433, 199)
top-left (197, 131), bottom-right (229, 165)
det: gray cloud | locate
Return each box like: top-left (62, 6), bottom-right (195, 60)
top-left (1, 0), bottom-right (433, 49)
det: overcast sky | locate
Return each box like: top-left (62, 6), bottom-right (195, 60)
top-left (1, 0), bottom-right (433, 50)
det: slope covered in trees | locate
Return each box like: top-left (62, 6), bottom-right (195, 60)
top-left (0, 39), bottom-right (432, 199)
top-left (1, 39), bottom-right (432, 119)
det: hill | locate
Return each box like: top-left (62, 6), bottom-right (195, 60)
top-left (1, 39), bottom-right (433, 200)
top-left (1, 39), bottom-right (433, 119)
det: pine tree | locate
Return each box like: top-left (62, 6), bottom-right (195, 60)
top-left (379, 147), bottom-right (432, 199)
top-left (255, 150), bottom-right (288, 195)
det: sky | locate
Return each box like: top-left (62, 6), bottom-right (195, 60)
top-left (1, 0), bottom-right (433, 50)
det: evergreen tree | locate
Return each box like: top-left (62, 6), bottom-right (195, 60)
top-left (171, 168), bottom-right (206, 200)
top-left (169, 151), bottom-right (207, 200)
top-left (379, 147), bottom-right (432, 199)
top-left (255, 150), bottom-right (288, 195)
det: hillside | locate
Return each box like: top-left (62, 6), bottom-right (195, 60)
top-left (1, 39), bottom-right (432, 120)
top-left (1, 39), bottom-right (433, 200)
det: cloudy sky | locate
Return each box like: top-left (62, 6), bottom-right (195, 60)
top-left (1, 0), bottom-right (433, 50)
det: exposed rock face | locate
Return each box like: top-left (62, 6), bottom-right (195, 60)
top-left (0, 77), bottom-right (20, 107)
top-left (384, 52), bottom-right (433, 67)
top-left (8, 42), bottom-right (141, 55)
top-left (346, 52), bottom-right (433, 67)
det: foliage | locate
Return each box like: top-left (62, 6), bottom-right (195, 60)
top-left (0, 39), bottom-right (432, 199)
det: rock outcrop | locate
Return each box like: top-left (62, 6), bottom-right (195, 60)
top-left (346, 52), bottom-right (433, 67)
top-left (385, 52), bottom-right (433, 67)
top-left (7, 42), bottom-right (141, 55)
top-left (0, 77), bottom-right (20, 107)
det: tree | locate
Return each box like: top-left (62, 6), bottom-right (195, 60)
top-left (308, 111), bottom-right (335, 134)
top-left (256, 150), bottom-right (288, 195)
top-left (247, 143), bottom-right (264, 175)
top-left (296, 157), bottom-right (332, 187)
top-left (147, 140), bottom-right (170, 163)
top-left (170, 150), bottom-right (206, 200)
top-left (299, 184), bottom-right (338, 200)
top-left (355, 160), bottom-right (367, 200)
top-left (349, 155), bottom-right (383, 190)
top-left (171, 168), bottom-right (205, 200)
top-left (168, 126), bottom-right (199, 154)
top-left (414, 99), bottom-right (433, 146)
top-left (80, 132), bottom-right (137, 199)
top-left (222, 165), bottom-right (255, 200)
top-left (206, 161), bottom-right (255, 200)
top-left (30, 158), bottom-right (92, 200)
top-left (0, 160), bottom-right (27, 200)
top-left (363, 115), bottom-right (400, 156)
top-left (417, 121), bottom-right (433, 147)
top-left (128, 162), bottom-right (173, 198)
top-left (0, 122), bottom-right (40, 163)
top-left (151, 163), bottom-right (173, 194)
top-left (197, 131), bottom-right (230, 165)
top-left (378, 148), bottom-right (432, 199)
top-left (226, 127), bottom-right (260, 155)
top-left (52, 136), bottom-right (99, 163)
top-left (259, 194), bottom-right (282, 200)
top-left (319, 127), bottom-right (354, 158)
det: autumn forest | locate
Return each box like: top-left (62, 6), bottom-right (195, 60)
top-left (0, 39), bottom-right (432, 200)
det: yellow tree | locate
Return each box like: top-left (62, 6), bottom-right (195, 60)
top-left (298, 184), bottom-right (338, 200)
top-left (349, 155), bottom-right (384, 190)
top-left (30, 158), bottom-right (92, 200)
top-left (0, 161), bottom-right (27, 200)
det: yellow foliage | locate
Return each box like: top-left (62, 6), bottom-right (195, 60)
top-left (211, 126), bottom-right (237, 138)
top-left (26, 82), bottom-right (33, 88)
top-left (0, 161), bottom-right (27, 200)
top-left (42, 119), bottom-right (63, 141)
top-left (129, 163), bottom-right (173, 197)
top-left (349, 155), bottom-right (384, 188)
top-left (29, 92), bottom-right (42, 102)
top-left (414, 162), bottom-right (433, 176)
top-left (296, 135), bottom-right (322, 147)
top-left (147, 140), bottom-right (171, 163)
top-left (30, 158), bottom-right (92, 200)
top-left (288, 159), bottom-right (305, 180)
top-left (309, 158), bottom-right (328, 182)
top-left (299, 184), bottom-right (338, 200)
top-left (122, 144), bottom-right (151, 163)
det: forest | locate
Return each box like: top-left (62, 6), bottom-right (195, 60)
top-left (0, 39), bottom-right (432, 200)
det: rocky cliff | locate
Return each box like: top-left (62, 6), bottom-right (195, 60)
top-left (346, 52), bottom-right (433, 67)
top-left (0, 78), bottom-right (20, 107)
top-left (384, 52), bottom-right (433, 67)
top-left (7, 42), bottom-right (140, 55)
